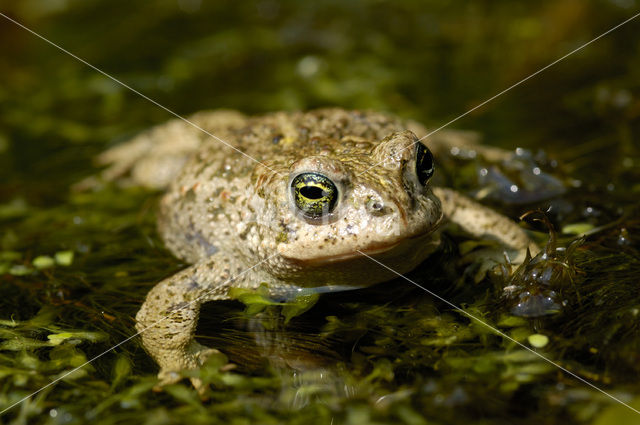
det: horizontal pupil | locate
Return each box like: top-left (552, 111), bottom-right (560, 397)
top-left (300, 186), bottom-right (326, 200)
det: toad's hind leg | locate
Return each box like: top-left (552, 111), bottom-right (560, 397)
top-left (97, 110), bottom-right (247, 189)
top-left (135, 253), bottom-right (257, 393)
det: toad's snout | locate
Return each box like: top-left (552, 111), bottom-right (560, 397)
top-left (363, 191), bottom-right (409, 226)
top-left (365, 196), bottom-right (395, 217)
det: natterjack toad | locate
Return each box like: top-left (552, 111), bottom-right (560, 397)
top-left (99, 109), bottom-right (537, 391)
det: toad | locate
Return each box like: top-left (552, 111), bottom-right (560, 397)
top-left (98, 109), bottom-right (537, 391)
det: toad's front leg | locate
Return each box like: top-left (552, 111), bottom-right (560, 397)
top-left (135, 254), bottom-right (258, 393)
top-left (433, 187), bottom-right (539, 264)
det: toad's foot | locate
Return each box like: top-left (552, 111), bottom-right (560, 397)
top-left (153, 341), bottom-right (221, 395)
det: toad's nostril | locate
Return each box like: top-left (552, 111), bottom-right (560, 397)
top-left (366, 197), bottom-right (392, 216)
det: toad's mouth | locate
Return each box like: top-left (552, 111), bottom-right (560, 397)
top-left (305, 241), bottom-right (402, 265)
top-left (280, 230), bottom-right (435, 266)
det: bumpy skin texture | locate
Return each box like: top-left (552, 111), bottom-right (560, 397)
top-left (101, 109), bottom-right (536, 391)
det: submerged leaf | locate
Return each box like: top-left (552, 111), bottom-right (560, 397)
top-left (32, 255), bottom-right (55, 269)
top-left (282, 293), bottom-right (319, 323)
top-left (54, 250), bottom-right (74, 266)
top-left (47, 330), bottom-right (106, 345)
top-left (111, 355), bottom-right (132, 390)
top-left (527, 333), bottom-right (549, 348)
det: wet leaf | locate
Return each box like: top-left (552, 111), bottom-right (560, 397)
top-left (111, 355), bottom-right (132, 390)
top-left (282, 293), bottom-right (319, 323)
top-left (54, 250), bottom-right (74, 266)
top-left (32, 255), bottom-right (55, 269)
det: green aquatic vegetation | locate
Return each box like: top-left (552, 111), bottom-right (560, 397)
top-left (2, 249), bottom-right (74, 274)
top-left (230, 285), bottom-right (320, 324)
top-left (32, 256), bottom-right (55, 270)
top-left (527, 333), bottom-right (549, 348)
top-left (54, 251), bottom-right (74, 267)
top-left (0, 207), bottom-right (638, 423)
top-left (229, 285), bottom-right (282, 315)
top-left (501, 212), bottom-right (581, 317)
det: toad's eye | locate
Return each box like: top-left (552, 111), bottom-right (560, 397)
top-left (415, 142), bottom-right (434, 185)
top-left (291, 173), bottom-right (338, 218)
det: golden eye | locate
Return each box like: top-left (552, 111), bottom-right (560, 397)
top-left (291, 173), bottom-right (338, 218)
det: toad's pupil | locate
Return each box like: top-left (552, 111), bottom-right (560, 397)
top-left (300, 186), bottom-right (325, 199)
